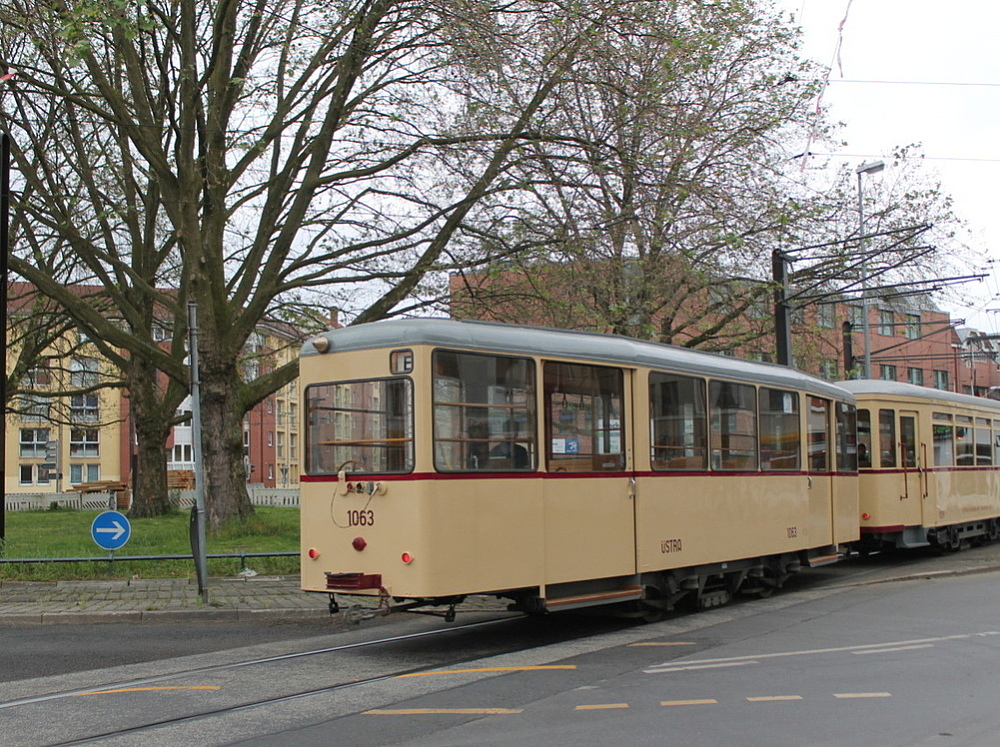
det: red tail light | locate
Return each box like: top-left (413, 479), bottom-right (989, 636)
top-left (352, 536), bottom-right (367, 551)
top-left (308, 548), bottom-right (320, 559)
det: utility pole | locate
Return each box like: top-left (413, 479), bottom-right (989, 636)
top-left (772, 249), bottom-right (793, 367)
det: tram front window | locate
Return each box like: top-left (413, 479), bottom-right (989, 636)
top-left (305, 378), bottom-right (414, 475)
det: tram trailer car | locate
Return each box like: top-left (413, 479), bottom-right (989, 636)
top-left (838, 380), bottom-right (1000, 552)
top-left (300, 319), bottom-right (860, 618)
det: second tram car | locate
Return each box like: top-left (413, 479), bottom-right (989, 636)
top-left (839, 380), bottom-right (1000, 551)
top-left (301, 319), bottom-right (859, 618)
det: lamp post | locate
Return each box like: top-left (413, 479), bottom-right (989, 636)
top-left (856, 160), bottom-right (884, 378)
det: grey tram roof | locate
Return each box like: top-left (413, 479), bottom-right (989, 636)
top-left (838, 379), bottom-right (1000, 414)
top-left (303, 318), bottom-right (853, 401)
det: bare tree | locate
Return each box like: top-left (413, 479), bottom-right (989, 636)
top-left (1, 0), bottom-right (645, 527)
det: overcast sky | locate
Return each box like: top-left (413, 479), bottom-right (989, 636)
top-left (782, 0), bottom-right (1000, 332)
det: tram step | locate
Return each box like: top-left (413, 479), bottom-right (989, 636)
top-left (806, 554), bottom-right (840, 567)
top-left (545, 586), bottom-right (644, 612)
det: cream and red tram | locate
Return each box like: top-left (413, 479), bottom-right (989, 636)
top-left (838, 380), bottom-right (1000, 551)
top-left (300, 319), bottom-right (859, 618)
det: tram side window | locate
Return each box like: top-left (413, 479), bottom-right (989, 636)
top-left (432, 351), bottom-right (536, 472)
top-left (304, 378), bottom-right (414, 475)
top-left (933, 412), bottom-right (954, 466)
top-left (808, 397), bottom-right (831, 472)
top-left (955, 415), bottom-right (974, 466)
top-left (709, 381), bottom-right (757, 471)
top-left (857, 409), bottom-right (872, 468)
top-left (759, 388), bottom-right (800, 471)
top-left (878, 409), bottom-right (896, 468)
top-left (976, 418), bottom-right (992, 465)
top-left (545, 362), bottom-right (624, 472)
top-left (650, 373), bottom-right (707, 470)
top-left (836, 402), bottom-right (858, 472)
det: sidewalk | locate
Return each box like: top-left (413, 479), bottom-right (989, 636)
top-left (0, 575), bottom-right (336, 624)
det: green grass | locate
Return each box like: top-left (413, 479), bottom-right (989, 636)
top-left (0, 507), bottom-right (300, 581)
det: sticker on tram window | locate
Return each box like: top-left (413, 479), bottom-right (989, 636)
top-left (347, 510), bottom-right (375, 527)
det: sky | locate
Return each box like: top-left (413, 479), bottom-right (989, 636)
top-left (781, 0), bottom-right (1000, 333)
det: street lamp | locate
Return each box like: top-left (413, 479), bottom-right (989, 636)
top-left (856, 160), bottom-right (884, 378)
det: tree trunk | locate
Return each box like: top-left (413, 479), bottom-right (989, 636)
top-left (126, 365), bottom-right (173, 517)
top-left (198, 351), bottom-right (254, 531)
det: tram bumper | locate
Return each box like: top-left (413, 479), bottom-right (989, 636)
top-left (326, 572), bottom-right (383, 591)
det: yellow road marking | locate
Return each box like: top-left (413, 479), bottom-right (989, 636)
top-left (747, 696), bottom-right (803, 702)
top-left (397, 666), bottom-right (576, 678)
top-left (364, 708), bottom-right (523, 715)
top-left (834, 692), bottom-right (892, 699)
top-left (72, 686), bottom-right (221, 697)
top-left (575, 703), bottom-right (629, 710)
top-left (661, 699), bottom-right (717, 706)
top-left (630, 642), bottom-right (697, 647)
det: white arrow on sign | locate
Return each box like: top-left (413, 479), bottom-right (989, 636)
top-left (95, 521), bottom-right (126, 541)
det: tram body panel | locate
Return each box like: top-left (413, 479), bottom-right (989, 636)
top-left (832, 475), bottom-right (860, 545)
top-left (633, 473), bottom-right (814, 572)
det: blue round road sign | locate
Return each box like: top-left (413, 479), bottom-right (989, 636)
top-left (91, 510), bottom-right (131, 551)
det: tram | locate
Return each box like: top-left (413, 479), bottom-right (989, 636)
top-left (838, 380), bottom-right (1000, 551)
top-left (300, 318), bottom-right (859, 618)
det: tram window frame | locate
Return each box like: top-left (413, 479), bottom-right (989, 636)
top-left (836, 402), bottom-right (858, 472)
top-left (709, 380), bottom-right (757, 471)
top-left (759, 387), bottom-right (800, 471)
top-left (432, 350), bottom-right (536, 473)
top-left (975, 419), bottom-right (992, 465)
top-left (649, 372), bottom-right (707, 471)
top-left (304, 377), bottom-right (414, 476)
top-left (808, 397), bottom-right (831, 473)
top-left (955, 415), bottom-right (974, 466)
top-left (878, 409), bottom-right (897, 468)
top-left (857, 409), bottom-right (872, 468)
top-left (544, 361), bottom-right (625, 473)
top-left (933, 422), bottom-right (955, 466)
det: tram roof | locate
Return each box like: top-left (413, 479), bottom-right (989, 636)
top-left (304, 318), bottom-right (853, 401)
top-left (837, 379), bottom-right (1000, 414)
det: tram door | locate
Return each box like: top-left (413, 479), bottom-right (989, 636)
top-left (807, 397), bottom-right (835, 546)
top-left (541, 361), bottom-right (637, 585)
top-left (899, 412), bottom-right (920, 503)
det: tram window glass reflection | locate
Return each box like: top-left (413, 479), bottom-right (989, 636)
top-left (545, 362), bottom-right (624, 472)
top-left (759, 388), bottom-right (800, 471)
top-left (857, 409), bottom-right (872, 468)
top-left (709, 381), bottom-right (757, 471)
top-left (650, 373), bottom-right (707, 471)
top-left (878, 409), bottom-right (897, 468)
top-left (836, 402), bottom-right (858, 472)
top-left (933, 423), bottom-right (954, 466)
top-left (305, 378), bottom-right (413, 475)
top-left (432, 351), bottom-right (536, 472)
top-left (900, 416), bottom-right (917, 469)
top-left (808, 397), bottom-right (831, 472)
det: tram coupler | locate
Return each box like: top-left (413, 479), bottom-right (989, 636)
top-left (328, 593), bottom-right (339, 615)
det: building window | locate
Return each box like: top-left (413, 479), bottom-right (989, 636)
top-left (934, 370), bottom-right (949, 390)
top-left (267, 431), bottom-right (274, 448)
top-left (18, 395), bottom-right (50, 422)
top-left (878, 310), bottom-right (894, 336)
top-left (70, 357), bottom-right (101, 388)
top-left (820, 360), bottom-right (838, 380)
top-left (70, 393), bottom-right (100, 423)
top-left (290, 433), bottom-right (298, 460)
top-left (70, 428), bottom-right (100, 457)
top-left (276, 432), bottom-right (284, 458)
top-left (290, 402), bottom-right (298, 429)
top-left (905, 314), bottom-right (920, 340)
top-left (849, 304), bottom-right (866, 327)
top-left (908, 368), bottom-right (924, 386)
top-left (27, 361), bottom-right (52, 388)
top-left (816, 304), bottom-right (835, 329)
top-left (19, 428), bottom-right (49, 458)
top-left (20, 464), bottom-right (33, 485)
top-left (880, 364), bottom-right (897, 381)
